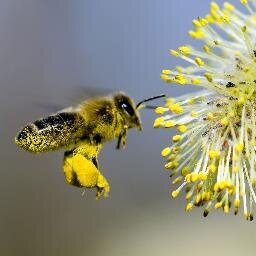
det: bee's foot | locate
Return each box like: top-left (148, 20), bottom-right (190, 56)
top-left (96, 173), bottom-right (110, 199)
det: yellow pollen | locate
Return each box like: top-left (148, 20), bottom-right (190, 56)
top-left (198, 17), bottom-right (208, 26)
top-left (165, 98), bottom-right (175, 105)
top-left (175, 66), bottom-right (184, 73)
top-left (153, 117), bottom-right (164, 128)
top-left (191, 78), bottom-right (201, 85)
top-left (185, 203), bottom-right (193, 211)
top-left (224, 205), bottom-right (229, 213)
top-left (188, 30), bottom-right (204, 39)
top-left (205, 14), bottom-right (215, 23)
top-left (211, 2), bottom-right (219, 11)
top-left (161, 69), bottom-right (171, 75)
top-left (177, 125), bottom-right (187, 133)
top-left (238, 96), bottom-right (246, 105)
top-left (167, 154), bottom-right (176, 161)
top-left (188, 98), bottom-right (196, 105)
top-left (186, 192), bottom-right (193, 200)
top-left (215, 202), bottom-right (223, 209)
top-left (191, 111), bottom-right (198, 117)
top-left (206, 191), bottom-right (213, 200)
top-left (178, 46), bottom-right (191, 55)
top-left (172, 176), bottom-right (182, 184)
top-left (206, 112), bottom-right (214, 120)
top-left (160, 74), bottom-right (172, 83)
top-left (174, 74), bottom-right (187, 85)
top-left (209, 150), bottom-right (220, 159)
top-left (169, 103), bottom-right (184, 114)
top-left (171, 190), bottom-right (180, 198)
top-left (235, 143), bottom-right (244, 152)
top-left (165, 161), bottom-right (179, 169)
top-left (224, 2), bottom-right (235, 12)
top-left (191, 173), bottom-right (199, 182)
top-left (195, 194), bottom-right (201, 204)
top-left (154, 107), bottom-right (165, 114)
top-left (185, 174), bottom-right (191, 183)
top-left (173, 135), bottom-right (182, 143)
top-left (164, 120), bottom-right (175, 128)
top-left (219, 15), bottom-right (230, 24)
top-left (204, 72), bottom-right (213, 82)
top-left (203, 45), bottom-right (210, 53)
top-left (161, 147), bottom-right (171, 157)
top-left (240, 0), bottom-right (248, 4)
top-left (195, 57), bottom-right (205, 66)
top-left (234, 199), bottom-right (240, 208)
top-left (192, 19), bottom-right (202, 28)
top-left (220, 117), bottom-right (229, 126)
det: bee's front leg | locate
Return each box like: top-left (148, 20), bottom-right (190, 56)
top-left (116, 125), bottom-right (128, 150)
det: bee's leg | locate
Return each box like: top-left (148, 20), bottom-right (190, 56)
top-left (116, 126), bottom-right (128, 149)
top-left (63, 150), bottom-right (82, 187)
top-left (96, 173), bottom-right (110, 199)
top-left (92, 157), bottom-right (99, 169)
top-left (63, 153), bottom-right (109, 198)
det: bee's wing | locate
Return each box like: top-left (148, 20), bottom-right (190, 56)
top-left (35, 86), bottom-right (113, 113)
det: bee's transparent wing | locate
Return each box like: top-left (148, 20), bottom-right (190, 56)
top-left (35, 85), bottom-right (113, 114)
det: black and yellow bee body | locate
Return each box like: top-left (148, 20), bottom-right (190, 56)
top-left (15, 92), bottom-right (165, 198)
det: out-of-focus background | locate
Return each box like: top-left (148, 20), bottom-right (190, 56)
top-left (1, 0), bottom-right (256, 255)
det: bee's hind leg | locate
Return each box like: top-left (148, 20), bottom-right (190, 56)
top-left (63, 152), bottom-right (109, 198)
top-left (63, 150), bottom-right (82, 187)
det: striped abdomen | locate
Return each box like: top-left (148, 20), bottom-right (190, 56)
top-left (15, 112), bottom-right (86, 153)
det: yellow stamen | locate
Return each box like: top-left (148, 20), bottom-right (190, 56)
top-left (153, 117), bottom-right (164, 128)
top-left (164, 120), bottom-right (175, 128)
top-left (185, 203), bottom-right (193, 211)
top-left (161, 147), bottom-right (171, 157)
top-left (154, 107), bottom-right (165, 114)
top-left (161, 69), bottom-right (171, 75)
top-left (171, 190), bottom-right (180, 198)
top-left (195, 57), bottom-right (205, 66)
top-left (173, 135), bottom-right (182, 143)
top-left (177, 125), bottom-right (187, 133)
top-left (178, 46), bottom-right (191, 56)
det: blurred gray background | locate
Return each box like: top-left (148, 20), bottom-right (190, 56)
top-left (1, 0), bottom-right (256, 255)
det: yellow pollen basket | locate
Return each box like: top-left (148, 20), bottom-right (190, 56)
top-left (63, 154), bottom-right (110, 198)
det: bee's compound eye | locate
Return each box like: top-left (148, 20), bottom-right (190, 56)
top-left (121, 103), bottom-right (127, 109)
top-left (121, 102), bottom-right (134, 116)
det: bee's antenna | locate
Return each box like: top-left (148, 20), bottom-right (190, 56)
top-left (142, 105), bottom-right (158, 109)
top-left (136, 94), bottom-right (166, 109)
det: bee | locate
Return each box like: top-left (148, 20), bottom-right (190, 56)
top-left (15, 92), bottom-right (165, 198)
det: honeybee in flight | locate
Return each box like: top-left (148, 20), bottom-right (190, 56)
top-left (15, 92), bottom-right (165, 198)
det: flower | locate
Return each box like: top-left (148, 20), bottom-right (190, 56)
top-left (155, 1), bottom-right (256, 220)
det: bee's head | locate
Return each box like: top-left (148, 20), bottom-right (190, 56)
top-left (113, 92), bottom-right (142, 131)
